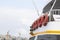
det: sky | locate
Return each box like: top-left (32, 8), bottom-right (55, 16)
top-left (0, 0), bottom-right (51, 38)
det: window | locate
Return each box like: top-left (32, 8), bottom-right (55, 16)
top-left (37, 35), bottom-right (57, 40)
top-left (51, 10), bottom-right (60, 15)
top-left (57, 35), bottom-right (60, 40)
top-left (58, 11), bottom-right (60, 15)
top-left (29, 36), bottom-right (35, 40)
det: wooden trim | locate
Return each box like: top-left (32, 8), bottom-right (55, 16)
top-left (30, 30), bottom-right (60, 36)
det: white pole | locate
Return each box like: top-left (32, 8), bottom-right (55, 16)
top-left (49, 0), bottom-right (56, 21)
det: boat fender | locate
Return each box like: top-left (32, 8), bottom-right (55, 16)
top-left (38, 15), bottom-right (45, 27)
top-left (43, 14), bottom-right (49, 26)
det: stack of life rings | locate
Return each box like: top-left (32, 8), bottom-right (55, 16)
top-left (30, 14), bottom-right (49, 31)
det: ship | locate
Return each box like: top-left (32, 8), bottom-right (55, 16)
top-left (29, 0), bottom-right (60, 40)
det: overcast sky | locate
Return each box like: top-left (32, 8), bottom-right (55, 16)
top-left (0, 0), bottom-right (51, 38)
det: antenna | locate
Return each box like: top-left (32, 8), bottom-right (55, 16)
top-left (32, 0), bottom-right (40, 16)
